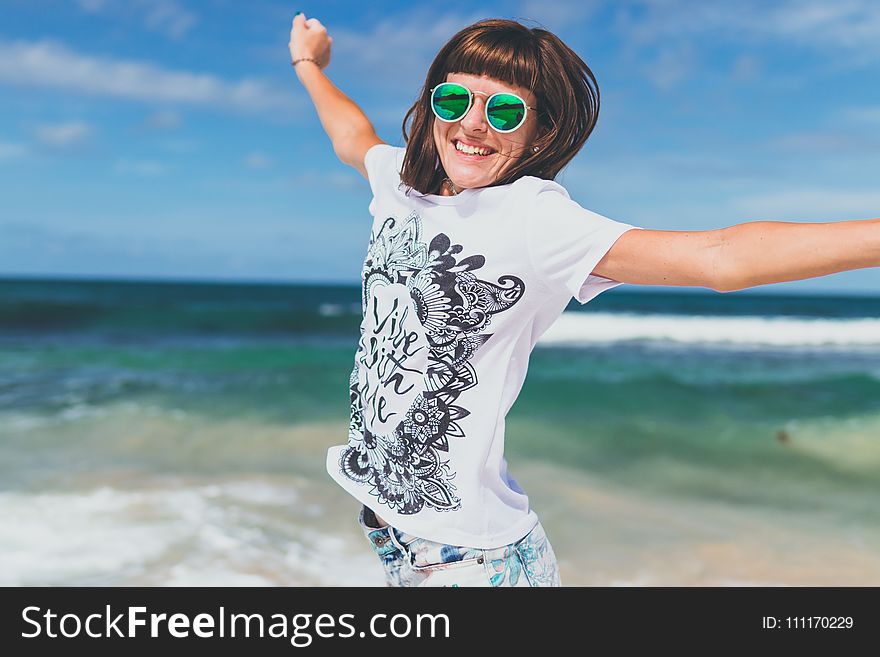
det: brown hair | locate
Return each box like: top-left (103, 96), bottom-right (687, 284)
top-left (399, 18), bottom-right (600, 197)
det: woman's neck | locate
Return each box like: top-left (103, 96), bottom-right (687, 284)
top-left (441, 177), bottom-right (459, 196)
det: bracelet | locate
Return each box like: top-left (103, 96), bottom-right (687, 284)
top-left (292, 57), bottom-right (320, 68)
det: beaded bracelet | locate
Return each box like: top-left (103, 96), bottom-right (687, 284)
top-left (292, 57), bottom-right (320, 68)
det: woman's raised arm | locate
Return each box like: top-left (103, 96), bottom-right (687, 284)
top-left (289, 12), bottom-right (383, 180)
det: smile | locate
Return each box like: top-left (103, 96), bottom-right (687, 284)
top-left (452, 139), bottom-right (495, 158)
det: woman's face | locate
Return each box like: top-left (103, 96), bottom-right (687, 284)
top-left (432, 72), bottom-right (540, 195)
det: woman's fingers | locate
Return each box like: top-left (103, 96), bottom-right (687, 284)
top-left (292, 13), bottom-right (325, 31)
top-left (289, 12), bottom-right (331, 69)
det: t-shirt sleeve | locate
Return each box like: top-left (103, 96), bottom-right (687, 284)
top-left (525, 181), bottom-right (644, 305)
top-left (364, 143), bottom-right (405, 216)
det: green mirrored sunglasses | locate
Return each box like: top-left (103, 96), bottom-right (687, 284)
top-left (430, 82), bottom-right (535, 133)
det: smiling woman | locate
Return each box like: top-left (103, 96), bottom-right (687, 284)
top-left (431, 74), bottom-right (540, 196)
top-left (400, 19), bottom-right (596, 197)
top-left (290, 13), bottom-right (880, 588)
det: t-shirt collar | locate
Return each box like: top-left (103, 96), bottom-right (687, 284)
top-left (414, 186), bottom-right (482, 205)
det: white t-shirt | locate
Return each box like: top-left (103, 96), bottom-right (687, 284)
top-left (325, 143), bottom-right (644, 549)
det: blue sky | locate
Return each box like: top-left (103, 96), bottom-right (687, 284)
top-left (1, 0), bottom-right (879, 294)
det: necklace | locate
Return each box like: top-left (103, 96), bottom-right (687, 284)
top-left (442, 177), bottom-right (458, 195)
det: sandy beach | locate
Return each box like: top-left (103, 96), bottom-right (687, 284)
top-left (4, 409), bottom-right (879, 586)
top-left (3, 279), bottom-right (879, 587)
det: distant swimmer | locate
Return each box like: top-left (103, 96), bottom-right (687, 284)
top-left (776, 429), bottom-right (791, 445)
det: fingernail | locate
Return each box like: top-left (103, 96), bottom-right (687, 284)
top-left (294, 11), bottom-right (301, 16)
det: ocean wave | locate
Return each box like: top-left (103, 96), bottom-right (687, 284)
top-left (540, 312), bottom-right (880, 348)
top-left (0, 480), bottom-right (381, 586)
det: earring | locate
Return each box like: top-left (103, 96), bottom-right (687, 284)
top-left (532, 146), bottom-right (539, 152)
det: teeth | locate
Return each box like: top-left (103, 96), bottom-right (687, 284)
top-left (455, 140), bottom-right (492, 156)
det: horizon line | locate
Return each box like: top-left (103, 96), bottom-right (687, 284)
top-left (0, 272), bottom-right (877, 299)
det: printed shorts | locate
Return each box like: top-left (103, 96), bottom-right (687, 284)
top-left (357, 504), bottom-right (562, 587)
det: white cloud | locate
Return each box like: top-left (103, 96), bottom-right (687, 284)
top-left (0, 38), bottom-right (301, 114)
top-left (289, 170), bottom-right (364, 192)
top-left (730, 54), bottom-right (761, 82)
top-left (141, 109), bottom-right (183, 131)
top-left (332, 9), bottom-right (489, 88)
top-left (244, 152), bottom-right (272, 169)
top-left (579, 0), bottom-right (880, 89)
top-left (642, 43), bottom-right (696, 92)
top-left (155, 137), bottom-right (198, 153)
top-left (33, 121), bottom-right (93, 147)
top-left (734, 188), bottom-right (880, 220)
top-left (762, 1), bottom-right (880, 57)
top-left (0, 142), bottom-right (28, 160)
top-left (74, 0), bottom-right (197, 40)
top-left (613, 0), bottom-right (880, 63)
top-left (142, 1), bottom-right (197, 40)
top-left (515, 0), bottom-right (602, 29)
top-left (769, 131), bottom-right (880, 155)
top-left (114, 159), bottom-right (167, 176)
top-left (76, 0), bottom-right (107, 12)
top-left (840, 106), bottom-right (880, 124)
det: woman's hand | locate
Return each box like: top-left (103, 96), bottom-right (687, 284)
top-left (289, 12), bottom-right (332, 70)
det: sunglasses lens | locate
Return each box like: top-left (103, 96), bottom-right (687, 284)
top-left (487, 93), bottom-right (526, 132)
top-left (432, 83), bottom-right (470, 122)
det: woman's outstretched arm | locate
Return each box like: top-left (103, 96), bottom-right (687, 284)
top-left (290, 12), bottom-right (383, 180)
top-left (591, 218), bottom-right (880, 292)
top-left (710, 218), bottom-right (880, 292)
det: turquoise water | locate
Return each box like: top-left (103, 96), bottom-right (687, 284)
top-left (2, 277), bottom-right (879, 585)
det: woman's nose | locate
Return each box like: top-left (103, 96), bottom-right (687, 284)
top-left (460, 96), bottom-right (488, 131)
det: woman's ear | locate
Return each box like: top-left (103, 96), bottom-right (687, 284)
top-left (534, 126), bottom-right (548, 146)
top-left (536, 120), bottom-right (549, 140)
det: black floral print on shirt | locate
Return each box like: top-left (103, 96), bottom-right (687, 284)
top-left (338, 211), bottom-right (525, 516)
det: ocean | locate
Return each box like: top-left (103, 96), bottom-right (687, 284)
top-left (1, 276), bottom-right (879, 586)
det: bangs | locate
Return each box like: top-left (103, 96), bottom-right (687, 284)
top-left (438, 30), bottom-right (540, 93)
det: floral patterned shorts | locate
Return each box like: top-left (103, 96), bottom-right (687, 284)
top-left (357, 505), bottom-right (562, 587)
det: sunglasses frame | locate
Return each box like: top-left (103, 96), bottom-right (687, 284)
top-left (429, 82), bottom-right (536, 134)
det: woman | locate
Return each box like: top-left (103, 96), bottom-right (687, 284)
top-left (289, 14), bottom-right (879, 587)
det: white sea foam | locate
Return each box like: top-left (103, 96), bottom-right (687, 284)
top-left (317, 303), bottom-right (345, 316)
top-left (2, 401), bottom-right (178, 432)
top-left (0, 486), bottom-right (177, 586)
top-left (317, 302), bottom-right (361, 316)
top-left (539, 312), bottom-right (880, 347)
top-left (0, 480), bottom-right (381, 587)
